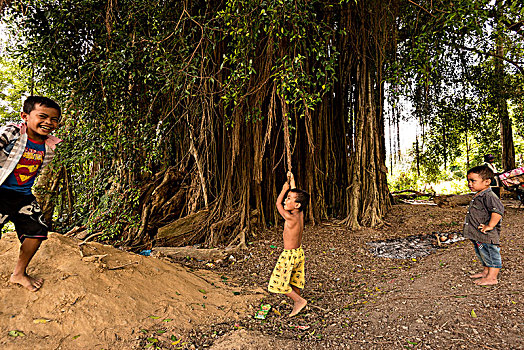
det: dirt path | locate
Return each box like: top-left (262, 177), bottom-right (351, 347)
top-left (1, 201), bottom-right (522, 349)
top-left (195, 201), bottom-right (524, 349)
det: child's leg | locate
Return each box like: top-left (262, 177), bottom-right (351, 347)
top-left (473, 243), bottom-right (501, 285)
top-left (469, 240), bottom-right (488, 278)
top-left (291, 285), bottom-right (301, 296)
top-left (285, 288), bottom-right (307, 317)
top-left (10, 238), bottom-right (43, 292)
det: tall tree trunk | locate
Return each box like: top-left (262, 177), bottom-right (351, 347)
top-left (496, 0), bottom-right (516, 171)
top-left (340, 0), bottom-right (393, 229)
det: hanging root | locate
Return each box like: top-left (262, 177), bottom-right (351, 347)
top-left (226, 227), bottom-right (248, 250)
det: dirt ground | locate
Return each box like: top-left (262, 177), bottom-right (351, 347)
top-left (1, 199), bottom-right (523, 349)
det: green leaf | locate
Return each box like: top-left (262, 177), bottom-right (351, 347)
top-left (8, 330), bottom-right (25, 337)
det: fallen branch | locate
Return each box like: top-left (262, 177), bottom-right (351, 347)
top-left (107, 261), bottom-right (139, 270)
top-left (307, 303), bottom-right (328, 312)
top-left (81, 254), bottom-right (108, 262)
top-left (151, 246), bottom-right (238, 260)
top-left (65, 225), bottom-right (87, 237)
top-left (79, 232), bottom-right (104, 246)
top-left (391, 190), bottom-right (435, 200)
top-left (391, 190), bottom-right (431, 196)
top-left (433, 194), bottom-right (474, 208)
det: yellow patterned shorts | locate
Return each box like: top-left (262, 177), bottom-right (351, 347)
top-left (268, 247), bottom-right (305, 294)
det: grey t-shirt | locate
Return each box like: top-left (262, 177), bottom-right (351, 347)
top-left (463, 188), bottom-right (504, 244)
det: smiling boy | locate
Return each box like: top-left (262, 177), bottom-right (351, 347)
top-left (268, 171), bottom-right (310, 317)
top-left (0, 96), bottom-right (61, 291)
top-left (464, 165), bottom-right (504, 286)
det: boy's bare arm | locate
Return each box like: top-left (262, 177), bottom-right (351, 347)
top-left (276, 181), bottom-right (293, 220)
top-left (479, 212), bottom-right (502, 233)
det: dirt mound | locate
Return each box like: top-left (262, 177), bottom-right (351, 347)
top-left (0, 232), bottom-right (262, 349)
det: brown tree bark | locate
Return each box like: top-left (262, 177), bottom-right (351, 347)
top-left (496, 0), bottom-right (516, 171)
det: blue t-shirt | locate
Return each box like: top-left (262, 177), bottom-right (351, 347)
top-left (0, 137), bottom-right (46, 195)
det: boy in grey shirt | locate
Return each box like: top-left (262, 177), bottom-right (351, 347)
top-left (464, 165), bottom-right (504, 286)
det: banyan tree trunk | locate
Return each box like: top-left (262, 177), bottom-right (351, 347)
top-left (339, 0), bottom-right (393, 229)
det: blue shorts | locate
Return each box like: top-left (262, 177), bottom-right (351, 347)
top-left (0, 188), bottom-right (48, 243)
top-left (471, 240), bottom-right (502, 269)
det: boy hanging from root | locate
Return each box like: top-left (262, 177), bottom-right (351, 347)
top-left (268, 171), bottom-right (310, 317)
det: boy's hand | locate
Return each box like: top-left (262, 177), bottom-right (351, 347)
top-left (287, 171), bottom-right (296, 189)
top-left (478, 224), bottom-right (493, 233)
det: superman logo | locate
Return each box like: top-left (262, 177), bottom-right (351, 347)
top-left (13, 148), bottom-right (44, 185)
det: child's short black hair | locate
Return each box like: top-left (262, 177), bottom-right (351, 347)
top-left (484, 154), bottom-right (495, 162)
top-left (23, 96), bottom-right (61, 118)
top-left (467, 165), bottom-right (494, 181)
top-left (289, 188), bottom-right (310, 212)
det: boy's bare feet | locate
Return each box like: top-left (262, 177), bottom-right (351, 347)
top-left (469, 273), bottom-right (486, 278)
top-left (10, 273), bottom-right (43, 292)
top-left (289, 297), bottom-right (307, 317)
top-left (474, 278), bottom-right (498, 286)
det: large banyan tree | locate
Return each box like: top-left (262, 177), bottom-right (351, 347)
top-left (1, 0), bottom-right (397, 248)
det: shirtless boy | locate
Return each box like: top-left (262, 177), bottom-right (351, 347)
top-left (268, 171), bottom-right (310, 317)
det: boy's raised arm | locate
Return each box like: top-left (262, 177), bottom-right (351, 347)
top-left (276, 181), bottom-right (291, 219)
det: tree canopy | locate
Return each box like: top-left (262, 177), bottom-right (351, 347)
top-left (0, 0), bottom-right (521, 247)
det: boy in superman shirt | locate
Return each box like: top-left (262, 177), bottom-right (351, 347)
top-left (0, 96), bottom-right (61, 291)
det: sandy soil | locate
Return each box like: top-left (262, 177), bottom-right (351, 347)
top-left (0, 233), bottom-right (263, 349)
top-left (1, 199), bottom-right (522, 349)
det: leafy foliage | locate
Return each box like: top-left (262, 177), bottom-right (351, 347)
top-left (389, 0), bottom-right (524, 180)
top-left (2, 0), bottom-right (345, 243)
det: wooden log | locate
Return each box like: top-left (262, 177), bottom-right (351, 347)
top-left (433, 194), bottom-right (474, 208)
top-left (391, 190), bottom-right (434, 200)
top-left (151, 246), bottom-right (229, 260)
top-left (155, 209), bottom-right (209, 246)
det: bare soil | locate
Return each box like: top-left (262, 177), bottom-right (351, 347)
top-left (1, 199), bottom-right (523, 349)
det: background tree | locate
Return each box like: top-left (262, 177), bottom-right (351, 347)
top-left (390, 0), bottom-right (523, 182)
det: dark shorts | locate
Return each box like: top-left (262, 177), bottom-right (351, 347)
top-left (0, 188), bottom-right (48, 243)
